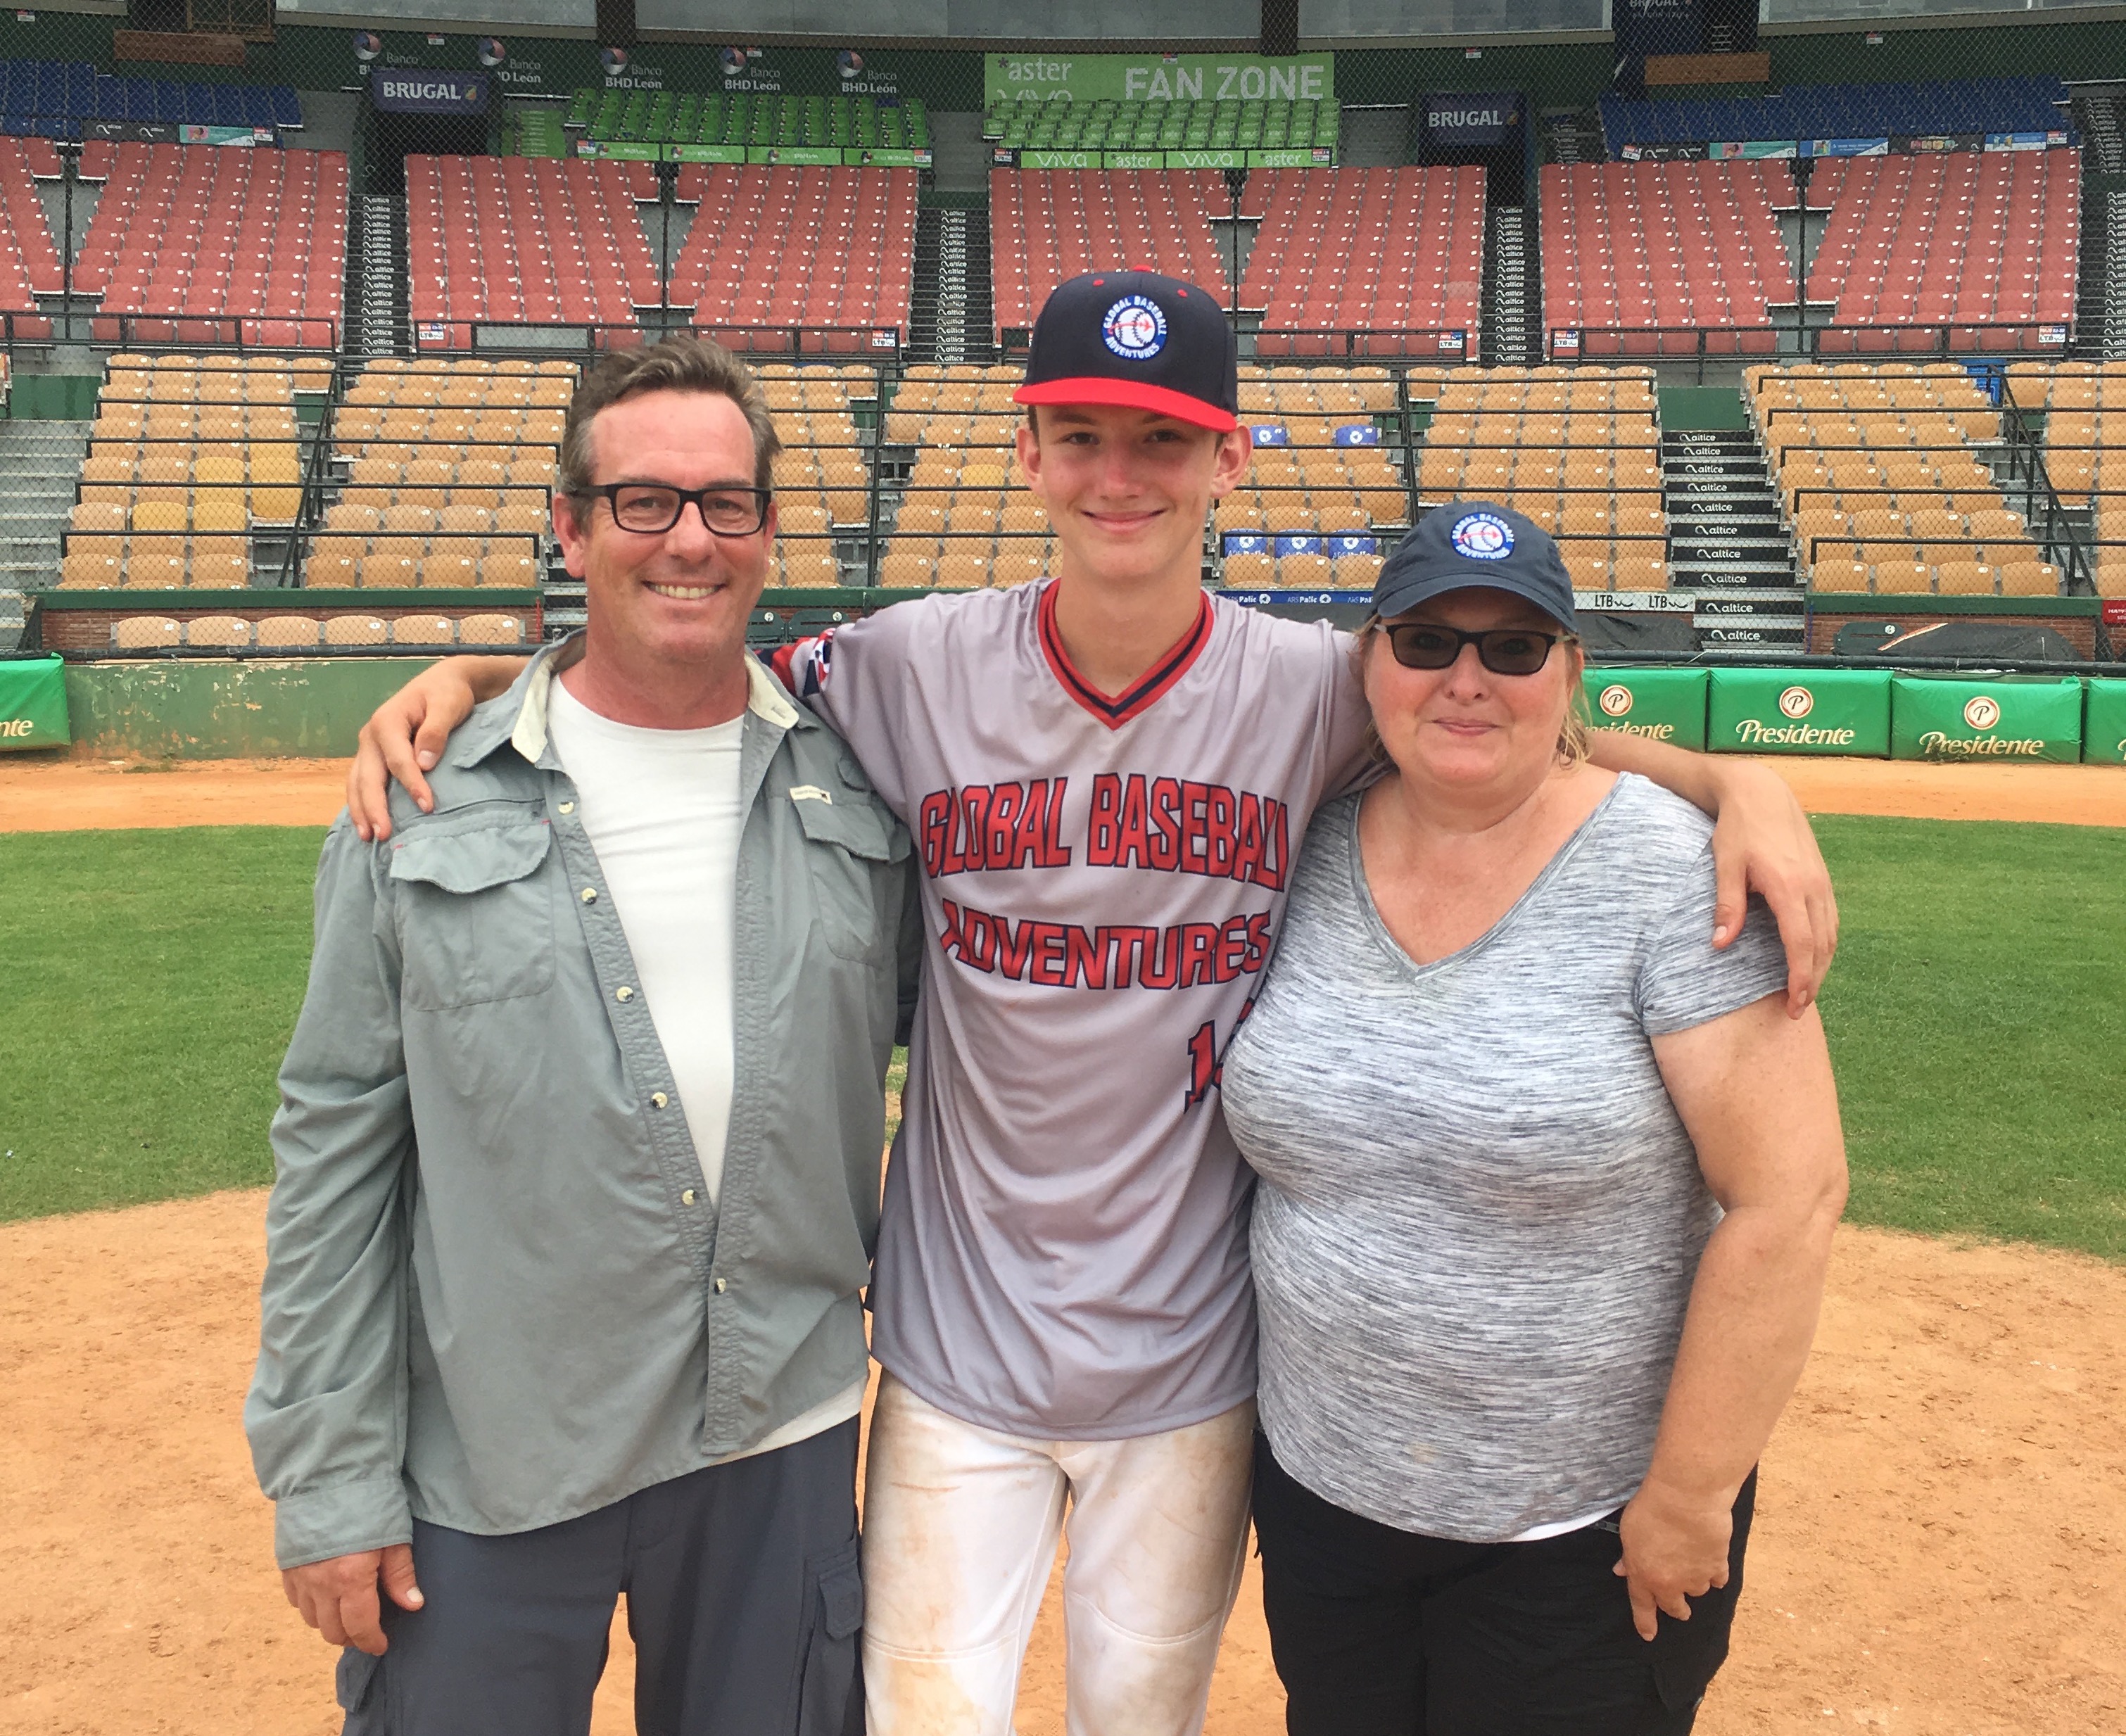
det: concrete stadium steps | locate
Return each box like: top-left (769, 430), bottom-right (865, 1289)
top-left (0, 419), bottom-right (89, 592)
top-left (1543, 109), bottom-right (1607, 167)
top-left (910, 196), bottom-right (993, 366)
top-left (1662, 428), bottom-right (1807, 652)
top-left (1481, 205), bottom-right (1534, 367)
top-left (353, 193), bottom-right (408, 359)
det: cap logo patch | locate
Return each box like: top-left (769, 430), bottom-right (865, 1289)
top-left (1102, 295), bottom-right (1168, 361)
top-left (1450, 512), bottom-right (1513, 561)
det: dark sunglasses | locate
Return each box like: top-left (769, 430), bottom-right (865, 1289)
top-left (1381, 623), bottom-right (1572, 676)
top-left (576, 483), bottom-right (773, 538)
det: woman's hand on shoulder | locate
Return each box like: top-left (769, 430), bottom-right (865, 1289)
top-left (347, 655), bottom-right (525, 842)
top-left (1704, 760), bottom-right (1837, 1016)
top-left (1614, 1476), bottom-right (1735, 1642)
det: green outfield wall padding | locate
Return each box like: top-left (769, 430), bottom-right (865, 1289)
top-left (1583, 666), bottom-right (1708, 751)
top-left (1707, 667), bottom-right (1892, 756)
top-left (2084, 678), bottom-right (2126, 767)
top-left (63, 657), bottom-right (439, 761)
top-left (0, 655), bottom-right (69, 752)
top-left (1890, 673), bottom-right (2083, 765)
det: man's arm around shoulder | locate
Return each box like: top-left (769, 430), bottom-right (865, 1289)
top-left (245, 821), bottom-right (426, 1652)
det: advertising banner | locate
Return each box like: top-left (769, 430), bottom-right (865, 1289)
top-left (985, 51), bottom-right (1333, 106)
top-left (1890, 675), bottom-right (2083, 764)
top-left (1582, 666), bottom-right (1709, 751)
top-left (1707, 668), bottom-right (1892, 756)
top-left (0, 654), bottom-right (69, 752)
top-left (1807, 137), bottom-right (1889, 158)
top-left (1419, 92), bottom-right (1520, 149)
top-left (1707, 139), bottom-right (1797, 160)
top-left (373, 69), bottom-right (488, 113)
top-left (2083, 678), bottom-right (2126, 766)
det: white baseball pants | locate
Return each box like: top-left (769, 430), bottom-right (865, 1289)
top-left (861, 1371), bottom-right (1256, 1736)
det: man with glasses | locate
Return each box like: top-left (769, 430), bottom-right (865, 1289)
top-left (246, 338), bottom-right (914, 1736)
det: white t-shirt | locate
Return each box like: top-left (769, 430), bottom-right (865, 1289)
top-left (547, 678), bottom-right (744, 1202)
top-left (547, 676), bottom-right (863, 1460)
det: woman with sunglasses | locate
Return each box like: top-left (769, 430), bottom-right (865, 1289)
top-left (1220, 503), bottom-right (1848, 1735)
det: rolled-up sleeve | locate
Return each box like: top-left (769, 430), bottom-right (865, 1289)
top-left (244, 819), bottom-right (417, 1569)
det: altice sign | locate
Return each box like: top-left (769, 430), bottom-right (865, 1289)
top-left (985, 52), bottom-right (1334, 106)
top-left (1708, 669), bottom-right (1892, 756)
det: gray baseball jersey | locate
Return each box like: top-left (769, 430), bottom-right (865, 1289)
top-left (775, 582), bottom-right (1369, 1439)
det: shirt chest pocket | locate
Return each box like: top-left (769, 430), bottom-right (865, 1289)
top-left (388, 817), bottom-right (559, 1010)
top-left (792, 791), bottom-right (907, 963)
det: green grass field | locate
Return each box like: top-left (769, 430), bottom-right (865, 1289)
top-left (2, 817), bottom-right (2121, 1259)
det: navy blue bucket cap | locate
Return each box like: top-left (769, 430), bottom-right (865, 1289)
top-left (1372, 502), bottom-right (1579, 632)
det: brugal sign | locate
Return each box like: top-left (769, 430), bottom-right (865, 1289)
top-left (374, 70), bottom-right (489, 114)
top-left (1421, 92), bottom-right (1520, 149)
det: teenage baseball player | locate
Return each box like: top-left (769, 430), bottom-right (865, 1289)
top-left (344, 279), bottom-right (1836, 1735)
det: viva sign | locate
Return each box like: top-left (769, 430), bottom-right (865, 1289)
top-left (986, 52), bottom-right (1334, 106)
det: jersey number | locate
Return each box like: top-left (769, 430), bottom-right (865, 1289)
top-left (1184, 1002), bottom-right (1253, 1109)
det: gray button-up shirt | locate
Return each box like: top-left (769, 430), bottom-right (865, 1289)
top-left (246, 638), bottom-right (919, 1569)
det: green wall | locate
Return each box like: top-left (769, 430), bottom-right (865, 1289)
top-left (65, 657), bottom-right (438, 761)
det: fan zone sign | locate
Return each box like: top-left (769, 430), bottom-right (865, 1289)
top-left (986, 52), bottom-right (1333, 106)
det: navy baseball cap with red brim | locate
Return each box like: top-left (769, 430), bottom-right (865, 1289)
top-left (1014, 269), bottom-right (1240, 432)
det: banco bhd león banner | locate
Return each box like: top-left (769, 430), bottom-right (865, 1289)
top-left (985, 51), bottom-right (1332, 106)
top-left (0, 654), bottom-right (70, 753)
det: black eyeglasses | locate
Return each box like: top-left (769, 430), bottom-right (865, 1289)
top-left (1381, 623), bottom-right (1571, 676)
top-left (576, 483), bottom-right (773, 537)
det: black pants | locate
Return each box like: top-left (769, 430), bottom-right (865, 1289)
top-left (335, 1419), bottom-right (864, 1736)
top-left (1252, 1436), bottom-right (1755, 1736)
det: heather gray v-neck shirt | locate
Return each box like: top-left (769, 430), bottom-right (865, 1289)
top-left (1221, 773), bottom-right (1789, 1543)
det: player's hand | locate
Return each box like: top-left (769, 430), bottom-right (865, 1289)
top-left (346, 657), bottom-right (496, 842)
top-left (1614, 1480), bottom-right (1732, 1642)
top-left (1704, 761), bottom-right (1837, 1016)
top-left (282, 1543), bottom-right (424, 1655)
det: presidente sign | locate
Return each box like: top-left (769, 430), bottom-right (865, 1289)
top-left (1707, 669), bottom-right (1892, 756)
top-left (1581, 666), bottom-right (1708, 751)
top-left (985, 51), bottom-right (1333, 106)
top-left (1890, 675), bottom-right (2083, 764)
top-left (373, 70), bottom-right (488, 114)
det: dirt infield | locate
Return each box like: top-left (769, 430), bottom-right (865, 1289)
top-left (3, 754), bottom-right (2120, 1732)
top-left (3, 1192), bottom-right (2120, 1735)
top-left (5, 752), bottom-right (2126, 835)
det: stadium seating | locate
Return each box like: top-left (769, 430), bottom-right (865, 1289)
top-left (103, 610), bottom-right (526, 652)
top-left (312, 357), bottom-right (569, 590)
top-left (2006, 360), bottom-right (2126, 595)
top-left (1412, 367), bottom-right (1666, 593)
top-left (1540, 161), bottom-right (1795, 355)
top-left (671, 165), bottom-right (918, 347)
top-left (987, 96), bottom-right (1337, 157)
top-left (568, 89), bottom-right (929, 154)
top-left (72, 143), bottom-right (346, 347)
top-left (1601, 77), bottom-right (2072, 151)
top-left (990, 170), bottom-right (1230, 338)
top-left (1805, 151), bottom-right (2079, 352)
top-left (1749, 364), bottom-right (2060, 596)
top-left (0, 136), bottom-right (59, 336)
top-left (405, 156), bottom-right (659, 343)
top-left (757, 362), bottom-right (882, 587)
top-left (0, 59), bottom-right (300, 137)
top-left (1241, 167), bottom-right (1484, 357)
top-left (880, 365), bottom-right (1043, 591)
top-left (62, 353), bottom-right (332, 590)
top-left (1213, 367), bottom-right (1407, 590)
